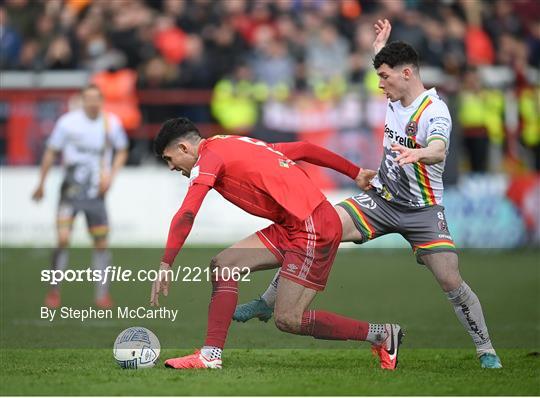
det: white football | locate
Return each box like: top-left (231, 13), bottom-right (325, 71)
top-left (113, 327), bottom-right (160, 369)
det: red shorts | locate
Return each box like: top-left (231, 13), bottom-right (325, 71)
top-left (256, 200), bottom-right (342, 291)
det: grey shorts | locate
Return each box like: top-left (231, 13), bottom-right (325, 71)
top-left (57, 198), bottom-right (109, 238)
top-left (337, 190), bottom-right (456, 263)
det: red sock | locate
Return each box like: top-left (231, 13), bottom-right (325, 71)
top-left (300, 310), bottom-right (369, 341)
top-left (204, 279), bottom-right (238, 348)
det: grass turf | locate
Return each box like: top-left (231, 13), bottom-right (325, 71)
top-left (1, 349), bottom-right (539, 395)
top-left (1, 248), bottom-right (539, 395)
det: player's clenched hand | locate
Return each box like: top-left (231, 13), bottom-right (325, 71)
top-left (373, 19), bottom-right (391, 54)
top-left (150, 262), bottom-right (172, 307)
top-left (355, 168), bottom-right (377, 190)
top-left (392, 143), bottom-right (421, 166)
top-left (32, 184), bottom-right (44, 202)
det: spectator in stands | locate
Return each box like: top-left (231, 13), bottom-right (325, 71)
top-left (179, 34), bottom-right (214, 89)
top-left (349, 19), bottom-right (377, 83)
top-left (211, 63), bottom-right (259, 133)
top-left (17, 39), bottom-right (40, 70)
top-left (305, 22), bottom-right (349, 95)
top-left (3, 0), bottom-right (40, 40)
top-left (2, 0), bottom-right (538, 174)
top-left (458, 67), bottom-right (505, 173)
top-left (153, 15), bottom-right (188, 65)
top-left (0, 6), bottom-right (22, 69)
top-left (206, 20), bottom-right (248, 79)
top-left (92, 58), bottom-right (142, 163)
top-left (527, 20), bottom-right (540, 66)
top-left (251, 35), bottom-right (295, 90)
top-left (44, 36), bottom-right (76, 70)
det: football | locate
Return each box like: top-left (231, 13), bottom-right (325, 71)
top-left (113, 327), bottom-right (160, 369)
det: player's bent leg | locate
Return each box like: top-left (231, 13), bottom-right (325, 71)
top-left (335, 205), bottom-right (364, 242)
top-left (166, 233), bottom-right (278, 370)
top-left (421, 252), bottom-right (502, 368)
top-left (274, 277), bottom-right (403, 369)
top-left (421, 251), bottom-right (462, 292)
top-left (274, 277), bottom-right (317, 333)
top-left (234, 206), bottom-right (363, 323)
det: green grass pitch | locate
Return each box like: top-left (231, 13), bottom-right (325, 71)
top-left (1, 247), bottom-right (539, 395)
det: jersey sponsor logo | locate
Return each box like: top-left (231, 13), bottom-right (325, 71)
top-left (384, 124), bottom-right (420, 149)
top-left (438, 234), bottom-right (452, 240)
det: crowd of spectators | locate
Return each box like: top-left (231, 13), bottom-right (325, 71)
top-left (1, 0), bottom-right (538, 86)
top-left (1, 0), bottom-right (538, 174)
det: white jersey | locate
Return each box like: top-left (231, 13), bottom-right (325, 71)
top-left (48, 109), bottom-right (128, 199)
top-left (371, 88), bottom-right (452, 208)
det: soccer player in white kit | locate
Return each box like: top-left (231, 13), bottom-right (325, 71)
top-left (233, 20), bottom-right (502, 369)
top-left (32, 85), bottom-right (128, 309)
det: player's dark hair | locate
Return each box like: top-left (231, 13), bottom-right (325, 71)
top-left (153, 117), bottom-right (202, 156)
top-left (373, 41), bottom-right (419, 70)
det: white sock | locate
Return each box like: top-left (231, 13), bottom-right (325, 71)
top-left (366, 323), bottom-right (387, 345)
top-left (446, 282), bottom-right (496, 356)
top-left (92, 249), bottom-right (111, 300)
top-left (261, 270), bottom-right (279, 307)
top-left (201, 346), bottom-right (222, 360)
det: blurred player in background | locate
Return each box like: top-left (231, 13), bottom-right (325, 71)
top-left (32, 85), bottom-right (128, 309)
top-left (150, 117), bottom-right (403, 370)
top-left (234, 19), bottom-right (502, 369)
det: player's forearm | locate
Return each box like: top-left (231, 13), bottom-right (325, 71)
top-left (276, 141), bottom-right (361, 179)
top-left (416, 146), bottom-right (446, 165)
top-left (162, 184), bottom-right (210, 265)
top-left (110, 149), bottom-right (128, 180)
top-left (38, 148), bottom-right (57, 185)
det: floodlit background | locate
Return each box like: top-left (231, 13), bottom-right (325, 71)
top-left (1, 0), bottom-right (539, 247)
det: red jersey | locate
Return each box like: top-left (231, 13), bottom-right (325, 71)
top-left (162, 136), bottom-right (360, 265)
top-left (191, 135), bottom-right (325, 224)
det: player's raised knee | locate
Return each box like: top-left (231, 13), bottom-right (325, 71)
top-left (274, 310), bottom-right (301, 333)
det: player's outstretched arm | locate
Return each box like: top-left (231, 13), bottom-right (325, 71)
top-left (272, 141), bottom-right (361, 180)
top-left (373, 19), bottom-right (391, 54)
top-left (150, 183), bottom-right (211, 307)
top-left (392, 140), bottom-right (446, 166)
top-left (32, 148), bottom-right (58, 202)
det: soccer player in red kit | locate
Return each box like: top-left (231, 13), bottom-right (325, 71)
top-left (150, 117), bottom-right (403, 370)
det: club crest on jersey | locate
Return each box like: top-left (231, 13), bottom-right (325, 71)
top-left (406, 120), bottom-right (418, 136)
